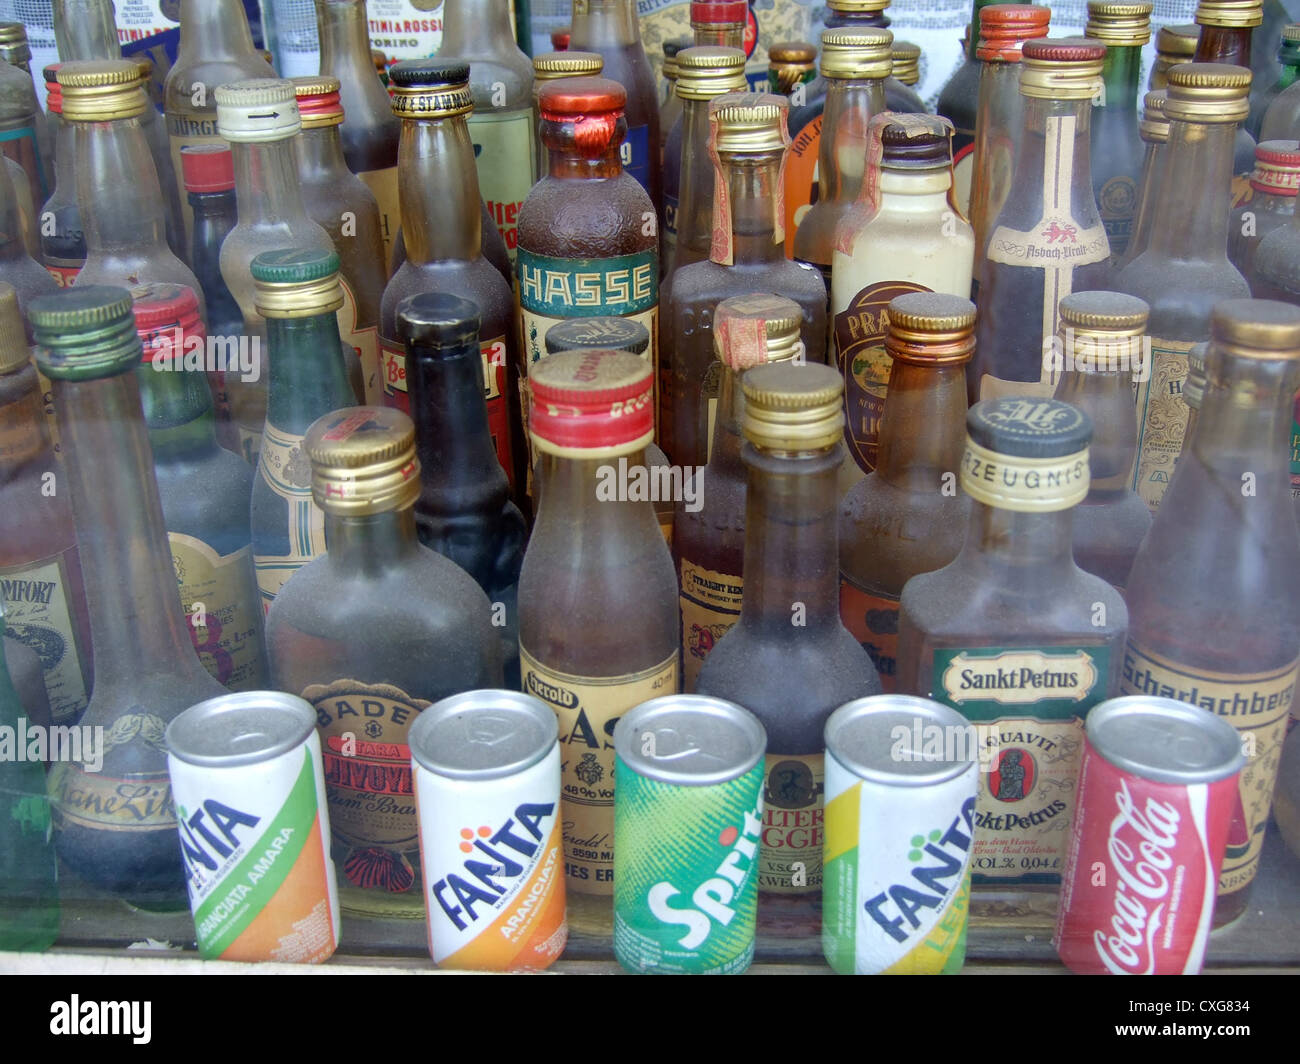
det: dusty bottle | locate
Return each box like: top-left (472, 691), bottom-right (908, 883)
top-left (696, 362), bottom-right (881, 915)
top-left (0, 149), bottom-right (55, 330)
top-left (518, 349), bottom-right (678, 929)
top-left (0, 282), bottom-right (91, 725)
top-left (132, 283), bottom-right (269, 692)
top-left (767, 41), bottom-right (816, 97)
top-left (677, 293), bottom-right (802, 691)
top-left (1179, 341), bottom-right (1208, 457)
top-left (887, 40), bottom-right (926, 112)
top-left (897, 397), bottom-right (1127, 891)
top-left (1248, 23), bottom-right (1300, 137)
top-left (125, 56), bottom-right (186, 264)
top-left (53, 0), bottom-right (119, 62)
top-left (249, 249), bottom-right (356, 608)
top-left (1251, 157), bottom-right (1300, 305)
top-left (267, 404), bottom-right (502, 917)
top-left (1115, 89), bottom-right (1169, 271)
top-left (0, 22), bottom-right (48, 211)
top-left (1151, 23), bottom-right (1198, 90)
top-left (180, 147), bottom-right (242, 341)
top-left (381, 62), bottom-right (524, 497)
top-left (1193, 0), bottom-right (1262, 197)
top-left (1115, 64), bottom-right (1252, 513)
top-left (1230, 140), bottom-right (1300, 277)
top-left (533, 50), bottom-right (604, 180)
top-left (38, 63), bottom-right (82, 287)
top-left (663, 93), bottom-right (827, 469)
top-left (1119, 299), bottom-right (1300, 925)
top-left (970, 38), bottom-right (1111, 404)
top-left (34, 285), bottom-right (227, 908)
top-left (839, 293), bottom-right (974, 693)
top-left (1051, 291), bottom-right (1152, 590)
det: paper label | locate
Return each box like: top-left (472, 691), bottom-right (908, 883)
top-left (337, 277), bottom-right (381, 405)
top-left (1098, 174), bottom-right (1138, 258)
top-left (621, 123), bottom-right (653, 201)
top-left (366, 0), bottom-right (445, 62)
top-left (254, 422), bottom-right (326, 606)
top-left (1131, 336), bottom-right (1194, 514)
top-left (678, 559), bottom-right (743, 693)
top-left (759, 751), bottom-right (825, 894)
top-left (783, 113), bottom-right (820, 260)
top-left (358, 165), bottom-right (401, 266)
top-left (0, 551), bottom-right (89, 724)
top-left (469, 110), bottom-right (534, 264)
top-left (168, 534), bottom-right (266, 691)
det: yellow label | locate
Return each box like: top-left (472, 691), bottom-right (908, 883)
top-left (1119, 643), bottom-right (1297, 895)
top-left (468, 110), bottom-right (535, 265)
top-left (168, 534), bottom-right (266, 692)
top-left (1131, 336), bottom-right (1194, 514)
top-left (679, 559), bottom-right (743, 693)
top-left (0, 550), bottom-right (89, 724)
top-left (358, 165), bottom-right (400, 267)
top-left (839, 577), bottom-right (900, 694)
top-left (519, 646), bottom-right (678, 896)
top-left (254, 422), bottom-right (326, 606)
top-left (50, 763), bottom-right (175, 832)
top-left (760, 752), bottom-right (824, 894)
top-left (337, 277), bottom-right (382, 405)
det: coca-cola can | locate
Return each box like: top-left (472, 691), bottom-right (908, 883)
top-left (1055, 696), bottom-right (1244, 975)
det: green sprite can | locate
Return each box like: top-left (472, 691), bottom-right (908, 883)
top-left (613, 694), bottom-right (767, 974)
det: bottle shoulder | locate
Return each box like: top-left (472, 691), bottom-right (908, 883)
top-left (517, 175), bottom-right (657, 255)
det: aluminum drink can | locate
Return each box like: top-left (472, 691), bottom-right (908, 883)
top-left (165, 691), bottom-right (340, 963)
top-left (822, 695), bottom-right (979, 975)
top-left (1055, 696), bottom-right (1245, 975)
top-left (613, 694), bottom-right (767, 974)
top-left (409, 689), bottom-right (567, 970)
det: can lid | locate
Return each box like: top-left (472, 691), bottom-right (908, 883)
top-left (1020, 37), bottom-right (1107, 99)
top-left (31, 286), bottom-right (142, 381)
top-left (967, 397), bottom-right (1092, 459)
top-left (544, 315), bottom-right (651, 356)
top-left (885, 291), bottom-right (976, 366)
top-left (963, 398), bottom-right (1091, 512)
top-left (57, 59), bottom-right (148, 120)
top-left (1210, 298), bottom-right (1300, 355)
top-left (710, 91), bottom-right (789, 154)
top-left (1085, 1), bottom-right (1153, 46)
top-left (409, 690), bottom-right (558, 781)
top-left (131, 283), bottom-right (205, 364)
top-left (389, 60), bottom-right (474, 118)
top-left (251, 248), bottom-right (344, 318)
top-left (1085, 696), bottom-right (1245, 783)
top-left (675, 46), bottom-right (748, 100)
top-left (528, 349), bottom-right (655, 456)
top-left (396, 291), bottom-right (481, 350)
top-left (0, 283), bottom-right (26, 375)
top-left (166, 691), bottom-right (317, 768)
top-left (691, 0), bottom-right (749, 25)
top-left (1164, 62), bottom-right (1252, 123)
top-left (614, 695), bottom-right (766, 786)
top-left (1058, 290), bottom-right (1150, 333)
top-left (389, 59), bottom-right (471, 88)
top-left (215, 78), bottom-right (300, 142)
top-left (819, 26), bottom-right (894, 79)
top-left (825, 696), bottom-right (978, 786)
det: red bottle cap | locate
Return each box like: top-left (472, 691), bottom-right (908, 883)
top-left (691, 0), bottom-right (748, 24)
top-left (1020, 37), bottom-right (1107, 63)
top-left (528, 349), bottom-right (654, 455)
top-left (551, 26), bottom-right (571, 50)
top-left (130, 282), bottom-right (206, 366)
top-left (181, 144), bottom-right (235, 193)
top-left (538, 75), bottom-right (627, 118)
top-left (1252, 139), bottom-right (1300, 195)
top-left (977, 5), bottom-right (1052, 61)
top-left (44, 62), bottom-right (61, 114)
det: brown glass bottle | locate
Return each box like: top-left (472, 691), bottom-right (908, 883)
top-left (1229, 140), bottom-right (1300, 277)
top-left (532, 50), bottom-right (604, 180)
top-left (1193, 0), bottom-right (1263, 195)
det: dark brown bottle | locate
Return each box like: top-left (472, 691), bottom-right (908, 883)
top-left (1193, 0), bottom-right (1263, 197)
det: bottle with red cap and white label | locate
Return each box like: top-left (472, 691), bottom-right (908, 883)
top-left (1230, 139), bottom-right (1300, 277)
top-left (517, 348), bottom-right (679, 933)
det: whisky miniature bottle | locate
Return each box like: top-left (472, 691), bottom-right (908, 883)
top-left (533, 50), bottom-right (604, 180)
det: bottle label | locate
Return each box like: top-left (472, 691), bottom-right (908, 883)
top-left (519, 646), bottom-right (678, 896)
top-left (928, 645), bottom-right (1111, 884)
top-left (1119, 643), bottom-right (1297, 895)
top-left (832, 279), bottom-right (930, 474)
top-left (337, 277), bottom-right (382, 405)
top-left (1098, 174), bottom-right (1137, 258)
top-left (366, 4), bottom-right (444, 62)
top-left (1131, 336), bottom-right (1195, 513)
top-left (254, 422), bottom-right (326, 607)
top-left (469, 110), bottom-right (535, 264)
top-left (783, 114), bottom-right (820, 260)
top-left (306, 678), bottom-right (432, 898)
top-left (43, 260), bottom-right (82, 288)
top-left (0, 124), bottom-right (47, 201)
top-left (168, 535), bottom-right (266, 692)
top-left (358, 165), bottom-right (401, 266)
top-left (0, 551), bottom-right (89, 724)
top-left (621, 123), bottom-right (653, 200)
top-left (759, 752), bottom-right (825, 894)
top-left (664, 191), bottom-right (679, 248)
top-left (838, 577), bottom-right (900, 694)
top-left (678, 559), bottom-right (743, 693)
top-left (50, 723), bottom-right (175, 833)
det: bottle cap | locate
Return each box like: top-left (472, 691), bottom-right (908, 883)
top-left (251, 248), bottom-right (345, 318)
top-left (130, 282), bottom-right (205, 368)
top-left (1163, 62), bottom-right (1251, 123)
top-left (1210, 299), bottom-right (1300, 358)
top-left (1283, 24), bottom-right (1300, 42)
top-left (880, 114), bottom-right (955, 169)
top-left (977, 5), bottom-right (1051, 62)
top-left (713, 293), bottom-right (803, 369)
top-left (57, 59), bottom-right (149, 120)
top-left (819, 27), bottom-right (894, 79)
top-left (538, 75), bottom-right (627, 118)
top-left (768, 41), bottom-right (817, 62)
top-left (675, 46), bottom-right (748, 100)
top-left (533, 51), bottom-right (604, 83)
top-left (0, 22), bottom-right (30, 64)
top-left (545, 316), bottom-right (651, 357)
top-left (691, 1), bottom-right (748, 27)
top-left (1019, 38), bottom-right (1107, 100)
top-left (710, 91), bottom-right (789, 154)
top-left (181, 143), bottom-right (236, 193)
top-left (1194, 0), bottom-right (1263, 29)
top-left (891, 41), bottom-right (922, 84)
top-left (528, 349), bottom-right (654, 457)
top-left (827, 0), bottom-right (891, 12)
top-left (0, 283), bottom-right (28, 375)
top-left (292, 74), bottom-right (345, 129)
top-left (962, 398), bottom-right (1091, 512)
top-left (215, 79), bottom-right (300, 142)
top-left (1250, 139), bottom-right (1300, 195)
top-left (1183, 341), bottom-right (1208, 411)
top-left (1140, 89), bottom-right (1169, 141)
top-left (305, 406), bottom-right (422, 515)
top-left (43, 62), bottom-right (62, 115)
top-left (741, 362), bottom-right (843, 451)
top-left (1056, 291), bottom-right (1149, 375)
top-left (389, 60), bottom-right (475, 118)
top-left (664, 36), bottom-right (689, 60)
top-left (396, 291), bottom-right (481, 350)
top-left (30, 286), bottom-right (143, 381)
top-left (885, 292), bottom-right (976, 366)
top-left (1085, 1), bottom-right (1153, 46)
top-left (1156, 23), bottom-right (1200, 56)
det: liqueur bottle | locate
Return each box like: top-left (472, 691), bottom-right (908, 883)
top-left (897, 397), bottom-right (1127, 892)
top-left (1119, 299), bottom-right (1300, 925)
top-left (267, 404), bottom-right (502, 917)
top-left (1229, 140), bottom-right (1300, 277)
top-left (662, 93), bottom-right (826, 469)
top-left (0, 23), bottom-right (48, 210)
top-left (839, 294), bottom-right (974, 693)
top-left (249, 249), bottom-right (356, 608)
top-left (180, 147), bottom-right (242, 341)
top-left (767, 41), bottom-right (817, 97)
top-left (1248, 23), bottom-right (1300, 138)
top-left (533, 50), bottom-right (604, 180)
top-left (380, 62), bottom-right (523, 496)
top-left (53, 0), bottom-right (119, 62)
top-left (696, 362), bottom-right (881, 915)
top-left (1051, 291), bottom-right (1152, 590)
top-left (0, 282), bottom-right (91, 725)
top-left (33, 285), bottom-right (228, 908)
top-left (969, 38), bottom-right (1111, 404)
top-left (39, 63), bottom-right (83, 287)
top-left (1251, 168), bottom-right (1300, 301)
top-left (132, 283), bottom-right (269, 692)
top-left (887, 41), bottom-right (926, 112)
top-left (1115, 90), bottom-right (1169, 271)
top-left (1193, 0), bottom-right (1262, 193)
top-left (676, 293), bottom-right (803, 691)
top-left (1150, 24), bottom-right (1198, 90)
top-left (127, 57), bottom-right (186, 264)
top-left (1115, 65), bottom-right (1251, 513)
top-left (0, 153), bottom-right (56, 325)
top-left (831, 115), bottom-right (973, 479)
top-left (518, 349), bottom-right (678, 929)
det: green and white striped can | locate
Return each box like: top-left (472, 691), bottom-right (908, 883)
top-left (613, 695), bottom-right (766, 975)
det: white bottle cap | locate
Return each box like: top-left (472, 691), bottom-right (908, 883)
top-left (215, 78), bottom-right (300, 142)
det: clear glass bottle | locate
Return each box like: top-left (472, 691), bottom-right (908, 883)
top-left (887, 40), bottom-right (926, 112)
top-left (1251, 165), bottom-right (1300, 303)
top-left (127, 56), bottom-right (186, 264)
top-left (518, 349), bottom-right (678, 931)
top-left (53, 0), bottom-right (119, 62)
top-left (267, 403), bottom-right (502, 918)
top-left (663, 92), bottom-right (827, 469)
top-left (690, 0), bottom-right (747, 50)
top-left (1119, 299), bottom-right (1300, 926)
top-left (38, 62), bottom-right (83, 287)
top-left (1115, 64), bottom-right (1252, 513)
top-left (180, 146), bottom-right (241, 340)
top-left (532, 50), bottom-right (604, 180)
top-left (0, 146), bottom-right (56, 328)
top-left (33, 285), bottom-right (228, 909)
top-left (1229, 139), bottom-right (1300, 277)
top-left (1150, 23), bottom-right (1198, 90)
top-left (839, 294), bottom-right (974, 693)
top-left (1248, 23), bottom-right (1300, 138)
top-left (1115, 89), bottom-right (1169, 271)
top-left (0, 22), bottom-right (49, 210)
top-left (1193, 0), bottom-right (1262, 195)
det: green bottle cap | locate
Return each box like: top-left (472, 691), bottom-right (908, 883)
top-left (30, 286), bottom-right (142, 380)
top-left (249, 247), bottom-right (341, 285)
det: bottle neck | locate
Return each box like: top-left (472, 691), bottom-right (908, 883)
top-left (324, 507), bottom-right (422, 575)
top-left (54, 0), bottom-right (120, 61)
top-left (0, 366), bottom-right (52, 469)
top-left (136, 362), bottom-right (219, 459)
top-left (441, 0), bottom-right (522, 53)
top-left (1193, 24), bottom-right (1252, 66)
top-left (317, 0), bottom-right (380, 84)
top-left (708, 365), bottom-right (745, 473)
top-left (535, 446), bottom-right (653, 537)
top-left (399, 115), bottom-right (482, 262)
top-left (546, 122), bottom-right (625, 179)
top-left (1099, 43), bottom-right (1142, 113)
top-left (878, 163), bottom-right (954, 209)
top-left (820, 78), bottom-right (887, 206)
top-left (573, 0), bottom-right (640, 46)
top-left (1148, 118), bottom-right (1235, 259)
top-left (75, 116), bottom-right (170, 254)
top-left (178, 0), bottom-right (261, 62)
top-left (230, 137), bottom-right (315, 229)
top-left (265, 312), bottom-right (351, 429)
top-left (958, 501), bottom-right (1077, 581)
top-left (874, 361), bottom-right (968, 487)
top-left (296, 125), bottom-right (352, 181)
top-left (1008, 95), bottom-right (1097, 217)
top-left (713, 151), bottom-right (785, 263)
top-left (1054, 366), bottom-right (1137, 495)
top-left (1192, 352), bottom-right (1296, 479)
top-left (694, 24), bottom-right (745, 49)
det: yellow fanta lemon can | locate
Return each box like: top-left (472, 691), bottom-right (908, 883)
top-left (822, 695), bottom-right (979, 974)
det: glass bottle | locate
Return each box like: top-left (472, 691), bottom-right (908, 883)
top-left (533, 50), bottom-right (604, 180)
top-left (690, 0), bottom-right (747, 50)
top-left (1251, 165), bottom-right (1300, 303)
top-left (127, 57), bottom-right (186, 264)
top-left (1193, 0), bottom-right (1262, 196)
top-left (132, 282), bottom-right (269, 693)
top-left (438, 0), bottom-right (536, 264)
top-left (1115, 89), bottom-right (1169, 271)
top-left (831, 116), bottom-right (974, 477)
top-left (518, 349), bottom-right (678, 930)
top-left (263, 0), bottom-right (322, 76)
top-left (888, 41), bottom-right (926, 110)
top-left (292, 75), bottom-right (385, 405)
top-left (1179, 341), bottom-right (1208, 456)
top-left (398, 292), bottom-right (526, 688)
top-left (570, 0), bottom-right (662, 209)
top-left (6, 632), bottom-right (52, 735)
top-left (0, 23), bottom-right (49, 210)
top-left (1248, 23), bottom-right (1300, 137)
top-left (1051, 291), bottom-right (1152, 591)
top-left (33, 285), bottom-right (228, 908)
top-left (767, 41), bottom-right (816, 97)
top-left (0, 148), bottom-right (56, 327)
top-left (1119, 299), bottom-right (1300, 926)
top-left (0, 281), bottom-right (91, 724)
top-left (1230, 139), bottom-right (1300, 277)
top-left (381, 62), bottom-right (524, 497)
top-left (249, 249), bottom-right (356, 608)
top-left (696, 362), bottom-right (881, 923)
top-left (53, 0), bottom-right (119, 62)
top-left (839, 293), bottom-right (974, 693)
top-left (267, 403), bottom-right (502, 918)
top-left (1115, 64), bottom-right (1252, 513)
top-left (39, 63), bottom-right (82, 287)
top-left (663, 93), bottom-right (827, 469)
top-left (677, 293), bottom-right (802, 691)
top-left (660, 38), bottom-right (681, 114)
top-left (1150, 23), bottom-right (1198, 90)
top-left (970, 38), bottom-right (1111, 404)
top-left (897, 397), bottom-right (1127, 896)
top-left (180, 146), bottom-right (242, 341)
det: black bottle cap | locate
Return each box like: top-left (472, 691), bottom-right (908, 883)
top-left (396, 292), bottom-right (481, 350)
top-left (544, 316), bottom-right (650, 356)
top-left (966, 397), bottom-right (1093, 459)
top-left (388, 59), bottom-right (471, 90)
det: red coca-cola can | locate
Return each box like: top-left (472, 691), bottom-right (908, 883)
top-left (1055, 696), bottom-right (1244, 975)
